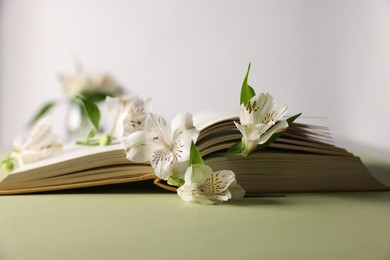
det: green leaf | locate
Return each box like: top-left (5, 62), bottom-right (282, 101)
top-left (227, 140), bottom-right (246, 155)
top-left (189, 141), bottom-right (204, 165)
top-left (240, 63), bottom-right (256, 106)
top-left (28, 101), bottom-right (57, 127)
top-left (287, 113), bottom-right (302, 125)
top-left (87, 128), bottom-right (98, 140)
top-left (76, 96), bottom-right (101, 132)
top-left (167, 176), bottom-right (185, 187)
top-left (81, 92), bottom-right (109, 103)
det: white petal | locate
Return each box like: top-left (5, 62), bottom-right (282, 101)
top-left (209, 191), bottom-right (232, 202)
top-left (258, 120), bottom-right (288, 145)
top-left (150, 149), bottom-right (175, 180)
top-left (172, 128), bottom-right (199, 162)
top-left (121, 130), bottom-right (147, 149)
top-left (106, 96), bottom-right (126, 136)
top-left (193, 195), bottom-right (215, 205)
top-left (229, 181), bottom-right (246, 199)
top-left (122, 115), bottom-right (145, 137)
top-left (145, 113), bottom-right (172, 147)
top-left (252, 93), bottom-right (270, 122)
top-left (249, 124), bottom-right (269, 141)
top-left (122, 131), bottom-right (152, 162)
top-left (171, 160), bottom-right (189, 180)
top-left (276, 105), bottom-right (288, 121)
top-left (15, 150), bottom-right (41, 165)
top-left (23, 115), bottom-right (53, 149)
top-left (177, 184), bottom-right (197, 202)
top-left (234, 121), bottom-right (245, 136)
top-left (184, 164), bottom-right (213, 185)
top-left (13, 136), bottom-right (23, 151)
top-left (125, 144), bottom-right (154, 163)
top-left (107, 95), bottom-right (150, 139)
top-left (143, 98), bottom-right (152, 112)
top-left (171, 113), bottom-right (199, 158)
top-left (238, 104), bottom-right (252, 125)
top-left (17, 147), bottom-right (60, 165)
top-left (199, 170), bottom-right (235, 198)
top-left (171, 112), bottom-right (195, 132)
top-left (113, 112), bottom-right (127, 140)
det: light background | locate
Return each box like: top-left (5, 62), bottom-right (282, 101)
top-left (0, 0), bottom-right (389, 160)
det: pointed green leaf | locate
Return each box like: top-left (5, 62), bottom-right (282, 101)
top-left (189, 141), bottom-right (204, 165)
top-left (240, 63), bottom-right (256, 106)
top-left (227, 141), bottom-right (245, 154)
top-left (28, 101), bottom-right (57, 127)
top-left (76, 96), bottom-right (101, 132)
top-left (287, 113), bottom-right (302, 125)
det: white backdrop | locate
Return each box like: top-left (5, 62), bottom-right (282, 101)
top-left (1, 0), bottom-right (389, 160)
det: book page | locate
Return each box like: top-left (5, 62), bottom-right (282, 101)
top-left (10, 142), bottom-right (125, 175)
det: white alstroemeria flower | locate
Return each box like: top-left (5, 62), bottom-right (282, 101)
top-left (235, 93), bottom-right (288, 154)
top-left (123, 113), bottom-right (199, 180)
top-left (177, 164), bottom-right (245, 205)
top-left (93, 74), bottom-right (123, 97)
top-left (61, 72), bottom-right (123, 97)
top-left (60, 72), bottom-right (93, 97)
top-left (12, 116), bottom-right (62, 166)
top-left (106, 95), bottom-right (151, 140)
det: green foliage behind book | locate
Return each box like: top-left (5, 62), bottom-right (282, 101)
top-left (0, 115), bottom-right (388, 195)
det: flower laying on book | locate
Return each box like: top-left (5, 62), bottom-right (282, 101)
top-left (106, 95), bottom-right (151, 140)
top-left (122, 113), bottom-right (199, 181)
top-left (0, 115), bottom-right (62, 171)
top-left (1, 63), bottom-right (301, 205)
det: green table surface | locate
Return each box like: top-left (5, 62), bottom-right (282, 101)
top-left (0, 155), bottom-right (389, 260)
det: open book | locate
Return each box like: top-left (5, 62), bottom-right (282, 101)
top-left (0, 114), bottom-right (388, 195)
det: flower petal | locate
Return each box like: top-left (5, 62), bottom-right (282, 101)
top-left (108, 96), bottom-right (151, 140)
top-left (171, 112), bottom-right (195, 133)
top-left (145, 113), bottom-right (172, 147)
top-left (258, 120), bottom-right (288, 145)
top-left (122, 131), bottom-right (152, 162)
top-left (150, 149), bottom-right (175, 180)
top-left (177, 183), bottom-right (198, 202)
top-left (171, 113), bottom-right (199, 162)
top-left (199, 170), bottom-right (235, 198)
top-left (229, 180), bottom-right (246, 199)
top-left (238, 104), bottom-right (251, 125)
top-left (106, 96), bottom-right (133, 136)
top-left (193, 195), bottom-right (215, 205)
top-left (172, 128), bottom-right (199, 162)
top-left (22, 115), bottom-right (53, 149)
top-left (184, 164), bottom-right (213, 185)
top-left (170, 160), bottom-right (189, 180)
